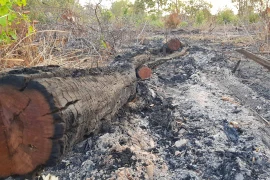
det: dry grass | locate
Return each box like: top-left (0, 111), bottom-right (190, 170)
top-left (0, 4), bottom-right (158, 72)
top-left (5, 6), bottom-right (270, 72)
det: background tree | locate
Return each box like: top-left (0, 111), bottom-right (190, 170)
top-left (132, 0), bottom-right (146, 14)
top-left (111, 0), bottom-right (132, 17)
top-left (231, 0), bottom-right (267, 20)
top-left (217, 8), bottom-right (238, 24)
top-left (183, 0), bottom-right (212, 19)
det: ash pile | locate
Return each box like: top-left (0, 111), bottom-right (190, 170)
top-left (39, 37), bottom-right (270, 180)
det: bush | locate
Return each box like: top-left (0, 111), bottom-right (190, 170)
top-left (195, 10), bottom-right (206, 25)
top-left (147, 14), bottom-right (164, 28)
top-left (249, 12), bottom-right (259, 23)
top-left (0, 0), bottom-right (34, 44)
top-left (180, 21), bottom-right (188, 27)
top-left (217, 9), bottom-right (238, 24)
top-left (101, 9), bottom-right (113, 22)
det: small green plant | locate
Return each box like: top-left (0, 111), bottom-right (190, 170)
top-left (101, 9), bottom-right (113, 22)
top-left (180, 21), bottom-right (188, 27)
top-left (249, 12), bottom-right (259, 23)
top-left (147, 14), bottom-right (164, 28)
top-left (195, 10), bottom-right (206, 25)
top-left (0, 0), bottom-right (34, 44)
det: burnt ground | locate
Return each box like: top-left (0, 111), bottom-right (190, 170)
top-left (7, 28), bottom-right (270, 180)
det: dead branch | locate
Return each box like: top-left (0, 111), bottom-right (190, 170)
top-left (236, 49), bottom-right (270, 71)
top-left (148, 47), bottom-right (189, 69)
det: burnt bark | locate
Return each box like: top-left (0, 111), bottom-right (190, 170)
top-left (0, 65), bottom-right (136, 178)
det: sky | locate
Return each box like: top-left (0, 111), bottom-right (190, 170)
top-left (206, 0), bottom-right (237, 14)
top-left (79, 0), bottom-right (238, 15)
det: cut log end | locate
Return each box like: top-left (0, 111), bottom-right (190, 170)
top-left (160, 38), bottom-right (182, 54)
top-left (137, 66), bottom-right (152, 80)
top-left (167, 38), bottom-right (182, 52)
top-left (0, 85), bottom-right (55, 178)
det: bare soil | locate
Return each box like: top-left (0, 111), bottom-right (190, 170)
top-left (6, 27), bottom-right (270, 180)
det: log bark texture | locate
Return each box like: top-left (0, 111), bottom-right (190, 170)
top-left (0, 65), bottom-right (136, 178)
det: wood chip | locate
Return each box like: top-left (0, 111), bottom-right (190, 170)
top-left (146, 161), bottom-right (154, 180)
top-left (221, 96), bottom-right (240, 105)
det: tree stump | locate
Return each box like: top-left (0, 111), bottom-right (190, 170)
top-left (0, 65), bottom-right (136, 178)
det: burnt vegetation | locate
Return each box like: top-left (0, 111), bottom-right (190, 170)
top-left (1, 0), bottom-right (270, 180)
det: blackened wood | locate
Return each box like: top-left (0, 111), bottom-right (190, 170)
top-left (0, 65), bottom-right (136, 178)
top-left (232, 60), bottom-right (241, 73)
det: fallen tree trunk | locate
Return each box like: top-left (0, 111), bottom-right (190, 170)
top-left (0, 42), bottom-right (188, 178)
top-left (0, 65), bottom-right (136, 178)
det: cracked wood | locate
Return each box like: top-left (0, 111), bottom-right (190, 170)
top-left (0, 65), bottom-right (136, 178)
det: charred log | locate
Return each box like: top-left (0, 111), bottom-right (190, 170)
top-left (0, 65), bottom-right (136, 178)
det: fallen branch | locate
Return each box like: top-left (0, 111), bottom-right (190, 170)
top-left (249, 108), bottom-right (270, 125)
top-left (236, 49), bottom-right (270, 71)
top-left (148, 47), bottom-right (189, 69)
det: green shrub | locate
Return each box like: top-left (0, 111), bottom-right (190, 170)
top-left (101, 9), bottom-right (113, 22)
top-left (180, 21), bottom-right (188, 27)
top-left (0, 0), bottom-right (34, 44)
top-left (217, 8), bottom-right (237, 24)
top-left (147, 14), bottom-right (164, 28)
top-left (195, 10), bottom-right (206, 25)
top-left (249, 12), bottom-right (259, 23)
top-left (150, 19), bottom-right (164, 28)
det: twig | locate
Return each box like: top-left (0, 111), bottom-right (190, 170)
top-left (136, 21), bottom-right (147, 45)
top-left (94, 0), bottom-right (103, 36)
top-left (208, 26), bottom-right (216, 33)
top-left (232, 60), bottom-right (241, 73)
top-left (147, 47), bottom-right (189, 69)
top-left (1, 58), bottom-right (25, 62)
top-left (240, 21), bottom-right (256, 46)
top-left (8, 30), bottom-right (69, 56)
top-left (249, 108), bottom-right (270, 125)
top-left (77, 38), bottom-right (103, 67)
